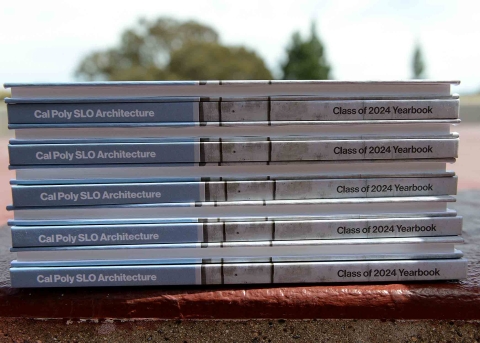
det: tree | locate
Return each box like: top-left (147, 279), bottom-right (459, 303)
top-left (281, 23), bottom-right (331, 80)
top-left (412, 43), bottom-right (426, 79)
top-left (168, 42), bottom-right (271, 80)
top-left (75, 17), bottom-right (272, 81)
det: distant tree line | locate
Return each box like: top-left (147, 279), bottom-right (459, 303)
top-left (75, 16), bottom-right (426, 81)
top-left (75, 17), bottom-right (331, 81)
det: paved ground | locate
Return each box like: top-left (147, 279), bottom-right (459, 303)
top-left (1, 318), bottom-right (480, 343)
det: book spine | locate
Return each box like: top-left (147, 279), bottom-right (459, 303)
top-left (11, 177), bottom-right (457, 207)
top-left (8, 99), bottom-right (458, 124)
top-left (10, 216), bottom-right (462, 247)
top-left (10, 258), bottom-right (467, 287)
top-left (8, 138), bottom-right (459, 166)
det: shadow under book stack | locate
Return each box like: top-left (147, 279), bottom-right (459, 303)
top-left (4, 80), bottom-right (467, 288)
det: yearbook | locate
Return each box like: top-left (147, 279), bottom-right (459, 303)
top-left (10, 258), bottom-right (468, 288)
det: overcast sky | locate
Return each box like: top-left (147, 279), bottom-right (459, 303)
top-left (1, 0), bottom-right (479, 93)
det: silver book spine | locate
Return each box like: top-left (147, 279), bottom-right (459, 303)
top-left (8, 99), bottom-right (458, 124)
top-left (11, 177), bottom-right (457, 207)
top-left (10, 216), bottom-right (462, 247)
top-left (8, 138), bottom-right (459, 165)
top-left (10, 258), bottom-right (467, 287)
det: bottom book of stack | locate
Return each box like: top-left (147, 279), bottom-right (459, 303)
top-left (9, 216), bottom-right (467, 287)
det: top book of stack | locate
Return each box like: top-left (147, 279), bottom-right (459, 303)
top-left (4, 81), bottom-right (460, 125)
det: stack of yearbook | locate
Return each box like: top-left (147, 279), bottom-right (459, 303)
top-left (3, 80), bottom-right (467, 287)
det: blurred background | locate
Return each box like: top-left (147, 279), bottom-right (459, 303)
top-left (0, 0), bottom-right (479, 222)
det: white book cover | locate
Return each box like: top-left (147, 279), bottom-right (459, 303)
top-left (9, 196), bottom-right (457, 222)
top-left (11, 120), bottom-right (457, 141)
top-left (11, 236), bottom-right (463, 267)
top-left (13, 160), bottom-right (454, 183)
top-left (4, 80), bottom-right (459, 99)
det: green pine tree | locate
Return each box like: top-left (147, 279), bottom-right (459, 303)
top-left (281, 23), bottom-right (331, 80)
top-left (412, 43), bottom-right (426, 79)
